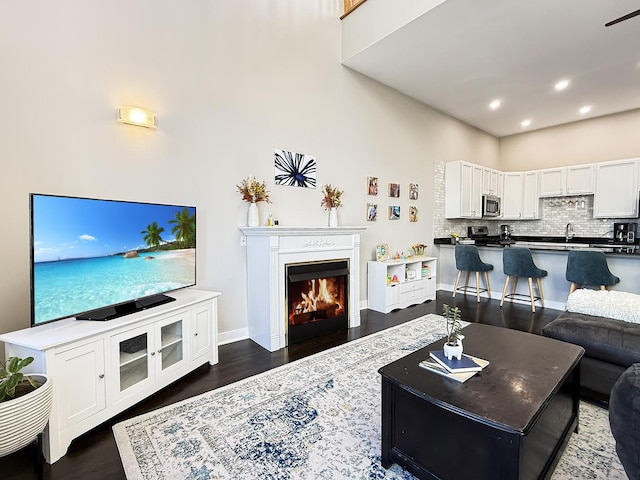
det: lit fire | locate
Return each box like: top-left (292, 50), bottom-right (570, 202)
top-left (289, 278), bottom-right (344, 325)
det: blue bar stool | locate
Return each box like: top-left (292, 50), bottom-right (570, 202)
top-left (500, 247), bottom-right (547, 313)
top-left (565, 249), bottom-right (620, 294)
top-left (453, 245), bottom-right (493, 303)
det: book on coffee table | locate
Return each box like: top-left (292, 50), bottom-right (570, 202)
top-left (419, 358), bottom-right (478, 382)
top-left (419, 353), bottom-right (489, 383)
top-left (429, 350), bottom-right (485, 373)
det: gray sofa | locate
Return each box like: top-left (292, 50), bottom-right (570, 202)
top-left (609, 364), bottom-right (640, 480)
top-left (542, 310), bottom-right (640, 402)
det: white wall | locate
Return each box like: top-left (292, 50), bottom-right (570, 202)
top-left (499, 109), bottom-right (640, 170)
top-left (0, 1), bottom-right (498, 347)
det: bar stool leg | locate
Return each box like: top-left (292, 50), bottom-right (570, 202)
top-left (465, 271), bottom-right (471, 290)
top-left (500, 276), bottom-right (511, 307)
top-left (569, 282), bottom-right (579, 294)
top-left (537, 278), bottom-right (545, 307)
top-left (475, 272), bottom-right (481, 303)
top-left (528, 277), bottom-right (536, 313)
top-left (483, 272), bottom-right (491, 299)
top-left (453, 271), bottom-right (462, 297)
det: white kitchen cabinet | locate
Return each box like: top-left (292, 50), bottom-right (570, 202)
top-left (482, 167), bottom-right (502, 197)
top-left (502, 171), bottom-right (539, 219)
top-left (539, 165), bottom-right (594, 197)
top-left (566, 164), bottom-right (594, 194)
top-left (539, 168), bottom-right (565, 197)
top-left (445, 161), bottom-right (483, 218)
top-left (522, 171), bottom-right (540, 219)
top-left (367, 257), bottom-right (437, 313)
top-left (594, 158), bottom-right (639, 218)
top-left (0, 289), bottom-right (220, 464)
top-left (502, 172), bottom-right (524, 219)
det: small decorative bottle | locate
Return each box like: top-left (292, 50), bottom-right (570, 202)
top-left (267, 213), bottom-right (274, 226)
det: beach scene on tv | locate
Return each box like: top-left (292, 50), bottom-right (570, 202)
top-left (32, 195), bottom-right (196, 325)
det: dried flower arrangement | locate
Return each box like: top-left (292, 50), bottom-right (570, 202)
top-left (237, 177), bottom-right (271, 203)
top-left (320, 184), bottom-right (343, 210)
top-left (411, 243), bottom-right (428, 255)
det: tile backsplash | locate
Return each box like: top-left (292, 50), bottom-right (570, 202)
top-left (433, 160), bottom-right (628, 240)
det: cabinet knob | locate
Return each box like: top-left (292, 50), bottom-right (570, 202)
top-left (150, 351), bottom-right (155, 356)
top-left (98, 374), bottom-right (105, 379)
top-left (194, 332), bottom-right (198, 336)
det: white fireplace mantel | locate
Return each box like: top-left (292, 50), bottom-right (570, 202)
top-left (239, 225), bottom-right (366, 351)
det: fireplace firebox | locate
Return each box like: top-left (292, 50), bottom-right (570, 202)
top-left (286, 259), bottom-right (349, 345)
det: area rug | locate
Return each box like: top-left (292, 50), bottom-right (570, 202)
top-left (113, 314), bottom-right (627, 479)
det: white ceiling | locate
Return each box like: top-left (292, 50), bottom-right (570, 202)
top-left (341, 0), bottom-right (640, 138)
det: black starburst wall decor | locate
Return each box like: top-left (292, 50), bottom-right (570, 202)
top-left (274, 149), bottom-right (317, 188)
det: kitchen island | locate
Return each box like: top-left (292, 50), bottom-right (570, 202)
top-left (434, 239), bottom-right (640, 310)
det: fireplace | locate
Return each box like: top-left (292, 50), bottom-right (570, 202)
top-left (238, 226), bottom-right (366, 352)
top-left (286, 260), bottom-right (349, 345)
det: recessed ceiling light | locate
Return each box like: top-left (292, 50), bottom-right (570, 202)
top-left (520, 119), bottom-right (531, 128)
top-left (555, 79), bottom-right (570, 91)
top-left (489, 99), bottom-right (501, 110)
top-left (579, 105), bottom-right (592, 115)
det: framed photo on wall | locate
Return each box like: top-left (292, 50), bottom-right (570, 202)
top-left (389, 205), bottom-right (400, 220)
top-left (367, 176), bottom-right (378, 195)
top-left (366, 203), bottom-right (378, 221)
top-left (388, 183), bottom-right (400, 198)
top-left (409, 205), bottom-right (418, 222)
top-left (409, 183), bottom-right (419, 200)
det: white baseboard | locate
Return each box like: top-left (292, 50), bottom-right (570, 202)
top-left (217, 328), bottom-right (249, 346)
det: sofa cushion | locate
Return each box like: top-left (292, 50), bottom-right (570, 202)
top-left (542, 311), bottom-right (640, 367)
top-left (566, 289), bottom-right (640, 324)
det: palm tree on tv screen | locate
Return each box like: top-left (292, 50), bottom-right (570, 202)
top-left (169, 208), bottom-right (195, 249)
top-left (141, 222), bottom-right (165, 250)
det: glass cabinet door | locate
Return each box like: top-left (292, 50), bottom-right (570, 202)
top-left (118, 332), bottom-right (149, 392)
top-left (159, 319), bottom-right (183, 371)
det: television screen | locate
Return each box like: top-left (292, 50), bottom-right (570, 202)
top-left (30, 194), bottom-right (196, 326)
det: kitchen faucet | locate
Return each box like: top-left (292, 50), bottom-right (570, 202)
top-left (565, 223), bottom-right (574, 241)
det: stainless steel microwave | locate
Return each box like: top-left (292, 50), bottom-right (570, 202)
top-left (482, 195), bottom-right (501, 217)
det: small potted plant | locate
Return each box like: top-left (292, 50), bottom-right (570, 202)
top-left (0, 356), bottom-right (53, 456)
top-left (320, 184), bottom-right (343, 227)
top-left (442, 304), bottom-right (464, 360)
top-left (237, 177), bottom-right (271, 226)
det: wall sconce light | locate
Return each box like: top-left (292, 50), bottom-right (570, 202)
top-left (117, 105), bottom-right (158, 130)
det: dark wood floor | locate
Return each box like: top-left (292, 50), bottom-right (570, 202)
top-left (1, 291), bottom-right (561, 480)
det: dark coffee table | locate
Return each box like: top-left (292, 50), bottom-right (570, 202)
top-left (378, 323), bottom-right (584, 480)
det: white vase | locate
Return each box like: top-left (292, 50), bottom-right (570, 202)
top-left (328, 207), bottom-right (338, 227)
top-left (247, 202), bottom-right (259, 227)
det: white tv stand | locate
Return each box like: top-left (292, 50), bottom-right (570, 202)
top-left (0, 289), bottom-right (220, 464)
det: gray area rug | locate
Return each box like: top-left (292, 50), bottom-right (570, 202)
top-left (113, 314), bottom-right (627, 479)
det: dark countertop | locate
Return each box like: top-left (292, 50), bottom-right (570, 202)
top-left (433, 236), bottom-right (640, 255)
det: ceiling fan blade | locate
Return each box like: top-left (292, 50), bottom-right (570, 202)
top-left (605, 8), bottom-right (640, 26)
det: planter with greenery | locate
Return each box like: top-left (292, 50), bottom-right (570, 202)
top-left (0, 356), bottom-right (53, 457)
top-left (442, 304), bottom-right (464, 360)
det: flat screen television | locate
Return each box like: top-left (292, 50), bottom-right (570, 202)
top-left (30, 193), bottom-right (196, 326)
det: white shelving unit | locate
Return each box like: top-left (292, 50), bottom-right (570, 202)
top-left (367, 256), bottom-right (437, 313)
